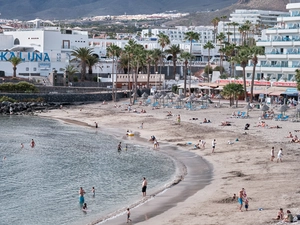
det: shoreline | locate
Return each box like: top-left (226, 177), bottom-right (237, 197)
top-left (39, 99), bottom-right (300, 225)
top-left (40, 114), bottom-right (214, 225)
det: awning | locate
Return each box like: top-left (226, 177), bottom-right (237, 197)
top-left (269, 91), bottom-right (284, 96)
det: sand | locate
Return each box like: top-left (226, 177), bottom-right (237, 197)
top-left (39, 98), bottom-right (300, 225)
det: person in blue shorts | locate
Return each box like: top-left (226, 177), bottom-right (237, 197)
top-left (79, 187), bottom-right (85, 203)
top-left (238, 188), bottom-right (244, 211)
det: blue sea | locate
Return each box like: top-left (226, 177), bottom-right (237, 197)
top-left (0, 116), bottom-right (176, 225)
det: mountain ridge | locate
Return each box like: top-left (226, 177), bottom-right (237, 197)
top-left (0, 0), bottom-right (237, 20)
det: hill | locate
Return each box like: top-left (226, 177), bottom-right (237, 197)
top-left (164, 0), bottom-right (290, 26)
top-left (0, 0), bottom-right (237, 20)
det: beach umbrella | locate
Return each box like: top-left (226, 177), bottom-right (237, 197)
top-left (200, 95), bottom-right (207, 105)
top-left (215, 94), bottom-right (222, 106)
top-left (160, 95), bottom-right (165, 105)
top-left (296, 106), bottom-right (300, 119)
top-left (261, 104), bottom-right (269, 115)
top-left (244, 103), bottom-right (252, 117)
top-left (175, 97), bottom-right (182, 104)
top-left (141, 92), bottom-right (148, 98)
top-left (164, 94), bottom-right (171, 103)
top-left (169, 92), bottom-right (176, 98)
top-left (153, 93), bottom-right (160, 103)
top-left (278, 104), bottom-right (288, 115)
top-left (179, 93), bottom-right (185, 99)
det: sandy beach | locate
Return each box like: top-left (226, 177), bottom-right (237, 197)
top-left (40, 98), bottom-right (300, 225)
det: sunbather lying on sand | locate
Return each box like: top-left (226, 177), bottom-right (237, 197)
top-left (221, 121), bottom-right (231, 126)
top-left (269, 125), bottom-right (282, 129)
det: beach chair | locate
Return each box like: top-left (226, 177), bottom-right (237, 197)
top-left (240, 112), bottom-right (247, 118)
top-left (152, 102), bottom-right (159, 107)
top-left (274, 114), bottom-right (282, 121)
top-left (280, 115), bottom-right (289, 121)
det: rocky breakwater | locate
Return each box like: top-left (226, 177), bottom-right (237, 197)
top-left (0, 101), bottom-right (61, 115)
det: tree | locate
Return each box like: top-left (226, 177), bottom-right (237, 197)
top-left (165, 44), bottom-right (182, 79)
top-left (151, 48), bottom-right (163, 73)
top-left (86, 55), bottom-right (99, 75)
top-left (71, 47), bottom-right (94, 81)
top-left (222, 83), bottom-right (244, 107)
top-left (8, 56), bottom-right (22, 78)
top-left (218, 47), bottom-right (226, 74)
top-left (65, 65), bottom-right (78, 82)
top-left (179, 52), bottom-right (193, 96)
top-left (211, 17), bottom-right (220, 42)
top-left (296, 69), bottom-right (300, 91)
top-left (184, 31), bottom-right (200, 94)
top-left (203, 41), bottom-right (215, 84)
top-left (230, 22), bottom-right (239, 44)
top-left (250, 46), bottom-right (265, 102)
top-left (157, 33), bottom-right (170, 89)
top-left (224, 44), bottom-right (237, 78)
top-left (145, 49), bottom-right (154, 88)
top-left (106, 44), bottom-right (122, 101)
top-left (232, 46), bottom-right (252, 100)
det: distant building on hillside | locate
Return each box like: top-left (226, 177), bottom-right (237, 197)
top-left (218, 9), bottom-right (288, 44)
top-left (236, 2), bottom-right (300, 88)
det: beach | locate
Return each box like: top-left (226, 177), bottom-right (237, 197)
top-left (40, 98), bottom-right (300, 225)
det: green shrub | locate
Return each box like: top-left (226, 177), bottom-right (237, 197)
top-left (93, 76), bottom-right (98, 82)
top-left (73, 77), bottom-right (79, 82)
top-left (0, 96), bottom-right (17, 102)
top-left (0, 82), bottom-right (38, 93)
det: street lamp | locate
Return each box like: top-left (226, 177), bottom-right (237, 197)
top-left (155, 71), bottom-right (158, 93)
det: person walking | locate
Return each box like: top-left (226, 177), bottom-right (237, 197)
top-left (277, 148), bottom-right (283, 163)
top-left (212, 139), bottom-right (216, 153)
top-left (270, 147), bottom-right (275, 161)
top-left (126, 208), bottom-right (132, 223)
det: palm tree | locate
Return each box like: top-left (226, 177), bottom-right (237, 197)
top-left (224, 44), bottom-right (237, 78)
top-left (230, 22), bottom-right (239, 44)
top-left (218, 47), bottom-right (226, 75)
top-left (71, 47), bottom-right (94, 81)
top-left (8, 56), bottom-right (22, 78)
top-left (151, 48), bottom-right (163, 73)
top-left (216, 32), bottom-right (226, 75)
top-left (145, 49), bottom-right (154, 88)
top-left (106, 44), bottom-right (122, 101)
top-left (232, 46), bottom-right (252, 100)
top-left (222, 83), bottom-right (244, 107)
top-left (65, 65), bottom-right (78, 82)
top-left (184, 31), bottom-right (200, 94)
top-left (86, 55), bottom-right (99, 75)
top-left (179, 52), bottom-right (192, 96)
top-left (211, 17), bottom-right (220, 42)
top-left (165, 44), bottom-right (182, 79)
top-left (157, 33), bottom-right (170, 89)
top-left (203, 41), bottom-right (215, 84)
top-left (250, 46), bottom-right (265, 102)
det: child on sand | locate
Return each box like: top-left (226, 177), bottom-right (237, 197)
top-left (127, 208), bottom-right (132, 223)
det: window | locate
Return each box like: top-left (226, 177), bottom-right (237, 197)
top-left (14, 38), bottom-right (20, 45)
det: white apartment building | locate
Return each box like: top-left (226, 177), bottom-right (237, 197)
top-left (236, 2), bottom-right (300, 87)
top-left (218, 9), bottom-right (288, 44)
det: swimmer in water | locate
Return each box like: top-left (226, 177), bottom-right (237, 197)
top-left (118, 142), bottom-right (122, 153)
top-left (82, 203), bottom-right (87, 211)
top-left (79, 187), bottom-right (85, 203)
top-left (30, 139), bottom-right (35, 148)
top-left (92, 187), bottom-right (95, 196)
top-left (125, 144), bottom-right (128, 151)
top-left (3, 156), bottom-right (6, 160)
top-left (21, 143), bottom-right (24, 148)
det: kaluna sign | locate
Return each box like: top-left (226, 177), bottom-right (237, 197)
top-left (0, 51), bottom-right (51, 62)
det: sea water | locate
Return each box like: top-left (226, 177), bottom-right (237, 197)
top-left (0, 116), bottom-right (176, 225)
